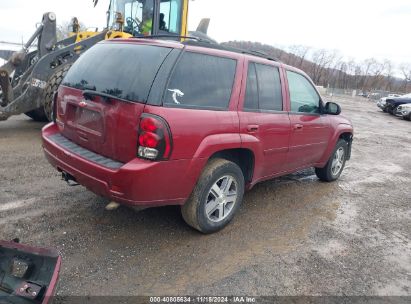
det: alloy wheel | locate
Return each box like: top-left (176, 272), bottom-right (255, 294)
top-left (331, 147), bottom-right (345, 176)
top-left (205, 175), bottom-right (238, 223)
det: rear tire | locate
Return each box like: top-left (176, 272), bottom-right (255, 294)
top-left (315, 139), bottom-right (348, 182)
top-left (181, 158), bottom-right (245, 234)
top-left (25, 64), bottom-right (72, 122)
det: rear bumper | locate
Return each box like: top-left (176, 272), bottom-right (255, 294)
top-left (42, 123), bottom-right (205, 207)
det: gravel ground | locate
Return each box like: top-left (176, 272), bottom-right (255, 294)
top-left (0, 96), bottom-right (410, 297)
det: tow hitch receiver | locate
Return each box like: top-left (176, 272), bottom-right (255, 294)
top-left (61, 170), bottom-right (79, 186)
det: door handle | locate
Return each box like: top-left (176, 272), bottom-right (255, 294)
top-left (247, 125), bottom-right (259, 132)
top-left (293, 124), bottom-right (303, 130)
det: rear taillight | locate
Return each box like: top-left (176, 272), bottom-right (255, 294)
top-left (137, 114), bottom-right (172, 160)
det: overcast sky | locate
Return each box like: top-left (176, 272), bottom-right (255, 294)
top-left (0, 0), bottom-right (410, 66)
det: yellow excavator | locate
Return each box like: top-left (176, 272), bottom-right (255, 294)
top-left (0, 0), bottom-right (210, 121)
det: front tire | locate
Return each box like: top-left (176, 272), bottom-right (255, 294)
top-left (315, 139), bottom-right (348, 182)
top-left (181, 158), bottom-right (245, 234)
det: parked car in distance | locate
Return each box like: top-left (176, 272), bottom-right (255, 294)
top-left (385, 93), bottom-right (411, 114)
top-left (377, 94), bottom-right (403, 111)
top-left (367, 92), bottom-right (381, 100)
top-left (395, 103), bottom-right (411, 120)
top-left (42, 39), bottom-right (354, 233)
top-left (377, 98), bottom-right (388, 111)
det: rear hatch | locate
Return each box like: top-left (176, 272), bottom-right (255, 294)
top-left (56, 41), bottom-right (175, 163)
top-left (0, 240), bottom-right (61, 304)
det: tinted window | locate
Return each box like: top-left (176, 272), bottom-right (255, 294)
top-left (244, 64), bottom-right (258, 110)
top-left (165, 52), bottom-right (237, 109)
top-left (62, 43), bottom-right (172, 103)
top-left (243, 63), bottom-right (283, 111)
top-left (287, 71), bottom-right (321, 113)
top-left (256, 64), bottom-right (283, 111)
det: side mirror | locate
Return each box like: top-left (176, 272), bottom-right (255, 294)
top-left (325, 102), bottom-right (341, 115)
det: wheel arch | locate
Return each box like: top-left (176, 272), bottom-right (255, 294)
top-left (317, 124), bottom-right (353, 166)
top-left (208, 148), bottom-right (255, 184)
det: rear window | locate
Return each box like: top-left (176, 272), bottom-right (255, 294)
top-left (164, 52), bottom-right (237, 109)
top-left (62, 43), bottom-right (172, 102)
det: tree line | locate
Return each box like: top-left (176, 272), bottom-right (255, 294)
top-left (223, 41), bottom-right (410, 94)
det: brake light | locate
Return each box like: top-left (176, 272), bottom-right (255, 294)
top-left (137, 114), bottom-right (172, 160)
top-left (138, 132), bottom-right (160, 148)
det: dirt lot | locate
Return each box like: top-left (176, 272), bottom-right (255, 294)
top-left (0, 96), bottom-right (410, 297)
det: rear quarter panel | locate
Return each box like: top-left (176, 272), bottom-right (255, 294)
top-left (144, 106), bottom-right (242, 160)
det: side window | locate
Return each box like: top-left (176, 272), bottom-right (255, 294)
top-left (243, 63), bottom-right (283, 111)
top-left (165, 52), bottom-right (237, 109)
top-left (256, 64), bottom-right (283, 111)
top-left (244, 64), bottom-right (258, 110)
top-left (287, 71), bottom-right (321, 113)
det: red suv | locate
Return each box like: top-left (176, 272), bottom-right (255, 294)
top-left (42, 39), bottom-right (353, 233)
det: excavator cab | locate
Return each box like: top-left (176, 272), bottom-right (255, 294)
top-left (71, 0), bottom-right (189, 41)
top-left (105, 0), bottom-right (188, 37)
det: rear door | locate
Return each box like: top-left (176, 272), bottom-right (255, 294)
top-left (238, 61), bottom-right (291, 179)
top-left (56, 42), bottom-right (178, 163)
top-left (285, 70), bottom-right (330, 170)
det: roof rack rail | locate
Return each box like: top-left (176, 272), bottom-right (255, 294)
top-left (139, 35), bottom-right (211, 43)
top-left (138, 36), bottom-right (280, 62)
top-left (182, 40), bottom-right (279, 62)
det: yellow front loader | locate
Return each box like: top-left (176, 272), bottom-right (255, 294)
top-left (0, 0), bottom-right (208, 122)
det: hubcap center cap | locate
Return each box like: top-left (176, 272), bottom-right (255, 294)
top-left (217, 196), bottom-right (225, 204)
